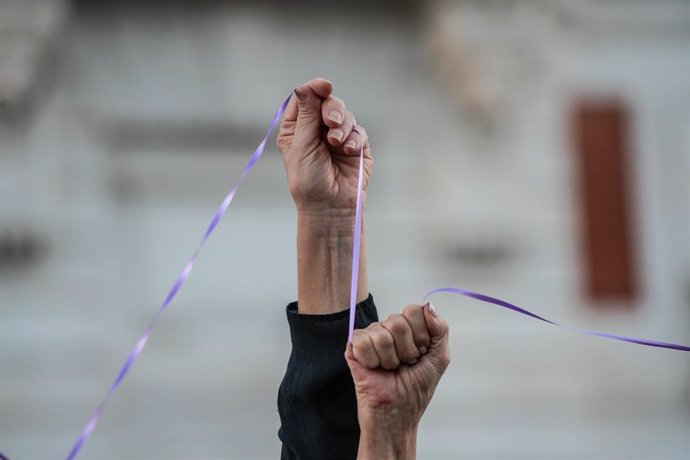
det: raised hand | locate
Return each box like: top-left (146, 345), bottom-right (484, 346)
top-left (346, 304), bottom-right (451, 459)
top-left (277, 77), bottom-right (373, 214)
top-left (277, 78), bottom-right (372, 313)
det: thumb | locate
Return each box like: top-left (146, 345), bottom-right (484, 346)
top-left (423, 303), bottom-right (449, 339)
top-left (423, 303), bottom-right (451, 373)
top-left (293, 78), bottom-right (333, 141)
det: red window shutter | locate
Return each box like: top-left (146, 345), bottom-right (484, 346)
top-left (572, 100), bottom-right (639, 305)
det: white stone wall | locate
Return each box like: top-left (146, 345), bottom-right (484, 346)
top-left (1, 1), bottom-right (689, 459)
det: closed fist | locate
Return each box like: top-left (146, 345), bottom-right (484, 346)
top-left (277, 77), bottom-right (373, 214)
top-left (345, 303), bottom-right (450, 432)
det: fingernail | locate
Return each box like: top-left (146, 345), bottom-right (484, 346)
top-left (428, 303), bottom-right (438, 317)
top-left (331, 129), bottom-right (344, 142)
top-left (294, 87), bottom-right (305, 101)
top-left (419, 346), bottom-right (428, 355)
top-left (408, 359), bottom-right (418, 365)
top-left (328, 110), bottom-right (343, 124)
top-left (345, 140), bottom-right (356, 149)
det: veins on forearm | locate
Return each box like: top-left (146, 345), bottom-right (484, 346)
top-left (296, 214), bottom-right (367, 314)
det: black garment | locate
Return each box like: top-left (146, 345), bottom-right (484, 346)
top-left (278, 294), bottom-right (378, 460)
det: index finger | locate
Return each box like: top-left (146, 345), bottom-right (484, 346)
top-left (321, 95), bottom-right (347, 128)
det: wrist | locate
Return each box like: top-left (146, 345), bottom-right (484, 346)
top-left (297, 208), bottom-right (364, 240)
top-left (357, 417), bottom-right (417, 460)
top-left (295, 194), bottom-right (366, 218)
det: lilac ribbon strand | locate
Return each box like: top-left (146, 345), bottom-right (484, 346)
top-left (65, 92), bottom-right (293, 460)
top-left (347, 125), bottom-right (365, 344)
top-left (422, 287), bottom-right (690, 352)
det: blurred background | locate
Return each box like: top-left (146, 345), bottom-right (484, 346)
top-left (1, 0), bottom-right (689, 458)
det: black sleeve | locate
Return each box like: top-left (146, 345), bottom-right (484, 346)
top-left (277, 294), bottom-right (379, 460)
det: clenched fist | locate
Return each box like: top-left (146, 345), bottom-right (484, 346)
top-left (277, 77), bottom-right (374, 214)
top-left (346, 304), bottom-right (451, 459)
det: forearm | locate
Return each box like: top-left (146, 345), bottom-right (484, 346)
top-left (296, 208), bottom-right (368, 314)
top-left (357, 420), bottom-right (417, 460)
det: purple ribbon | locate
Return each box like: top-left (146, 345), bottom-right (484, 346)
top-left (65, 93), bottom-right (293, 460)
top-left (347, 125), bottom-right (365, 344)
top-left (65, 89), bottom-right (689, 460)
top-left (421, 288), bottom-right (690, 351)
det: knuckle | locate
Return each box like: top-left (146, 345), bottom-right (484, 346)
top-left (385, 315), bottom-right (408, 337)
top-left (403, 304), bottom-right (422, 317)
top-left (374, 331), bottom-right (395, 351)
top-left (298, 109), bottom-right (322, 123)
top-left (385, 312), bottom-right (401, 322)
top-left (354, 343), bottom-right (372, 357)
top-left (352, 332), bottom-right (371, 353)
top-left (356, 341), bottom-right (372, 355)
top-left (364, 321), bottom-right (381, 333)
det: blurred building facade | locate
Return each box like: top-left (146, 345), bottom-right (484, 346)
top-left (1, 0), bottom-right (689, 459)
